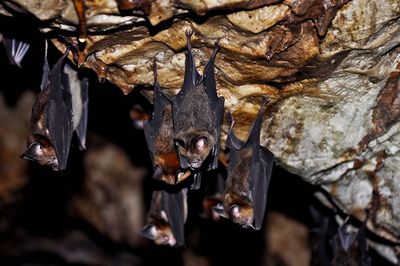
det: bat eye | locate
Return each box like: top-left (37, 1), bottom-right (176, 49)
top-left (193, 137), bottom-right (207, 151)
top-left (174, 139), bottom-right (185, 148)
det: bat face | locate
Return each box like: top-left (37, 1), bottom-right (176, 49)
top-left (219, 100), bottom-right (274, 230)
top-left (23, 138), bottom-right (58, 170)
top-left (172, 31), bottom-right (224, 172)
top-left (174, 127), bottom-right (215, 169)
top-left (141, 214), bottom-right (177, 246)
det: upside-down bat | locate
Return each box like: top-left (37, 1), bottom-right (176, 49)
top-left (22, 42), bottom-right (88, 171)
top-left (144, 61), bottom-right (191, 184)
top-left (331, 216), bottom-right (371, 266)
top-left (310, 206), bottom-right (371, 266)
top-left (214, 100), bottom-right (274, 230)
top-left (172, 31), bottom-right (224, 181)
top-left (140, 188), bottom-right (187, 247)
top-left (2, 37), bottom-right (30, 68)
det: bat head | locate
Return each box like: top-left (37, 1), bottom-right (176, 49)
top-left (229, 205), bottom-right (255, 229)
top-left (140, 222), bottom-right (177, 246)
top-left (174, 129), bottom-right (215, 170)
top-left (22, 138), bottom-right (59, 171)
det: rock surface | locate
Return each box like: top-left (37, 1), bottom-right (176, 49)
top-left (1, 0), bottom-right (400, 262)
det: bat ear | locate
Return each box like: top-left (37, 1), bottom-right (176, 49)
top-left (226, 112), bottom-right (244, 150)
top-left (212, 203), bottom-right (225, 216)
top-left (21, 142), bottom-right (41, 161)
top-left (140, 224), bottom-right (158, 240)
top-left (229, 205), bottom-right (240, 219)
top-left (41, 39), bottom-right (50, 91)
top-left (247, 98), bottom-right (268, 145)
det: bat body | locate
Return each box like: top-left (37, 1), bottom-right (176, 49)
top-left (140, 188), bottom-right (187, 247)
top-left (2, 37), bottom-right (30, 68)
top-left (144, 62), bottom-right (191, 184)
top-left (22, 44), bottom-right (88, 171)
top-left (215, 100), bottom-right (274, 230)
top-left (172, 31), bottom-right (224, 177)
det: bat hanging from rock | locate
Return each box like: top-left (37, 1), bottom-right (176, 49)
top-left (172, 31), bottom-right (225, 188)
top-left (214, 99), bottom-right (274, 230)
top-left (140, 188), bottom-right (187, 247)
top-left (22, 41), bottom-right (88, 171)
top-left (144, 61), bottom-right (191, 184)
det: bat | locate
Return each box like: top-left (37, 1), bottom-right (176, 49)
top-left (140, 188), bottom-right (187, 247)
top-left (2, 37), bottom-right (30, 68)
top-left (22, 42), bottom-right (88, 170)
top-left (144, 61), bottom-right (191, 184)
top-left (172, 31), bottom-right (225, 184)
top-left (331, 215), bottom-right (371, 266)
top-left (309, 206), bottom-right (337, 266)
top-left (214, 99), bottom-right (274, 230)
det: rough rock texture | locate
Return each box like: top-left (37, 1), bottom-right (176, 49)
top-left (69, 135), bottom-right (147, 246)
top-left (1, 0), bottom-right (400, 262)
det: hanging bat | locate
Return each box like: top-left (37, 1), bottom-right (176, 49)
top-left (214, 99), bottom-right (274, 230)
top-left (172, 31), bottom-right (224, 181)
top-left (22, 42), bottom-right (88, 170)
top-left (2, 37), bottom-right (30, 68)
top-left (140, 188), bottom-right (187, 247)
top-left (309, 205), bottom-right (338, 266)
top-left (144, 61), bottom-right (191, 184)
top-left (330, 215), bottom-right (371, 266)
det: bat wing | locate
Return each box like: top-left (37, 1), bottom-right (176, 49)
top-left (2, 38), bottom-right (30, 68)
top-left (41, 40), bottom-right (50, 91)
top-left (75, 77), bottom-right (89, 150)
top-left (247, 99), bottom-right (274, 230)
top-left (203, 42), bottom-right (224, 171)
top-left (144, 63), bottom-right (172, 159)
top-left (336, 217), bottom-right (358, 252)
top-left (172, 31), bottom-right (201, 128)
top-left (357, 223), bottom-right (371, 266)
top-left (209, 97), bottom-right (225, 170)
top-left (252, 147), bottom-right (274, 230)
top-left (47, 51), bottom-right (73, 171)
top-left (162, 189), bottom-right (186, 246)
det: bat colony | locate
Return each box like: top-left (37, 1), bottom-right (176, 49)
top-left (4, 31), bottom-right (370, 261)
